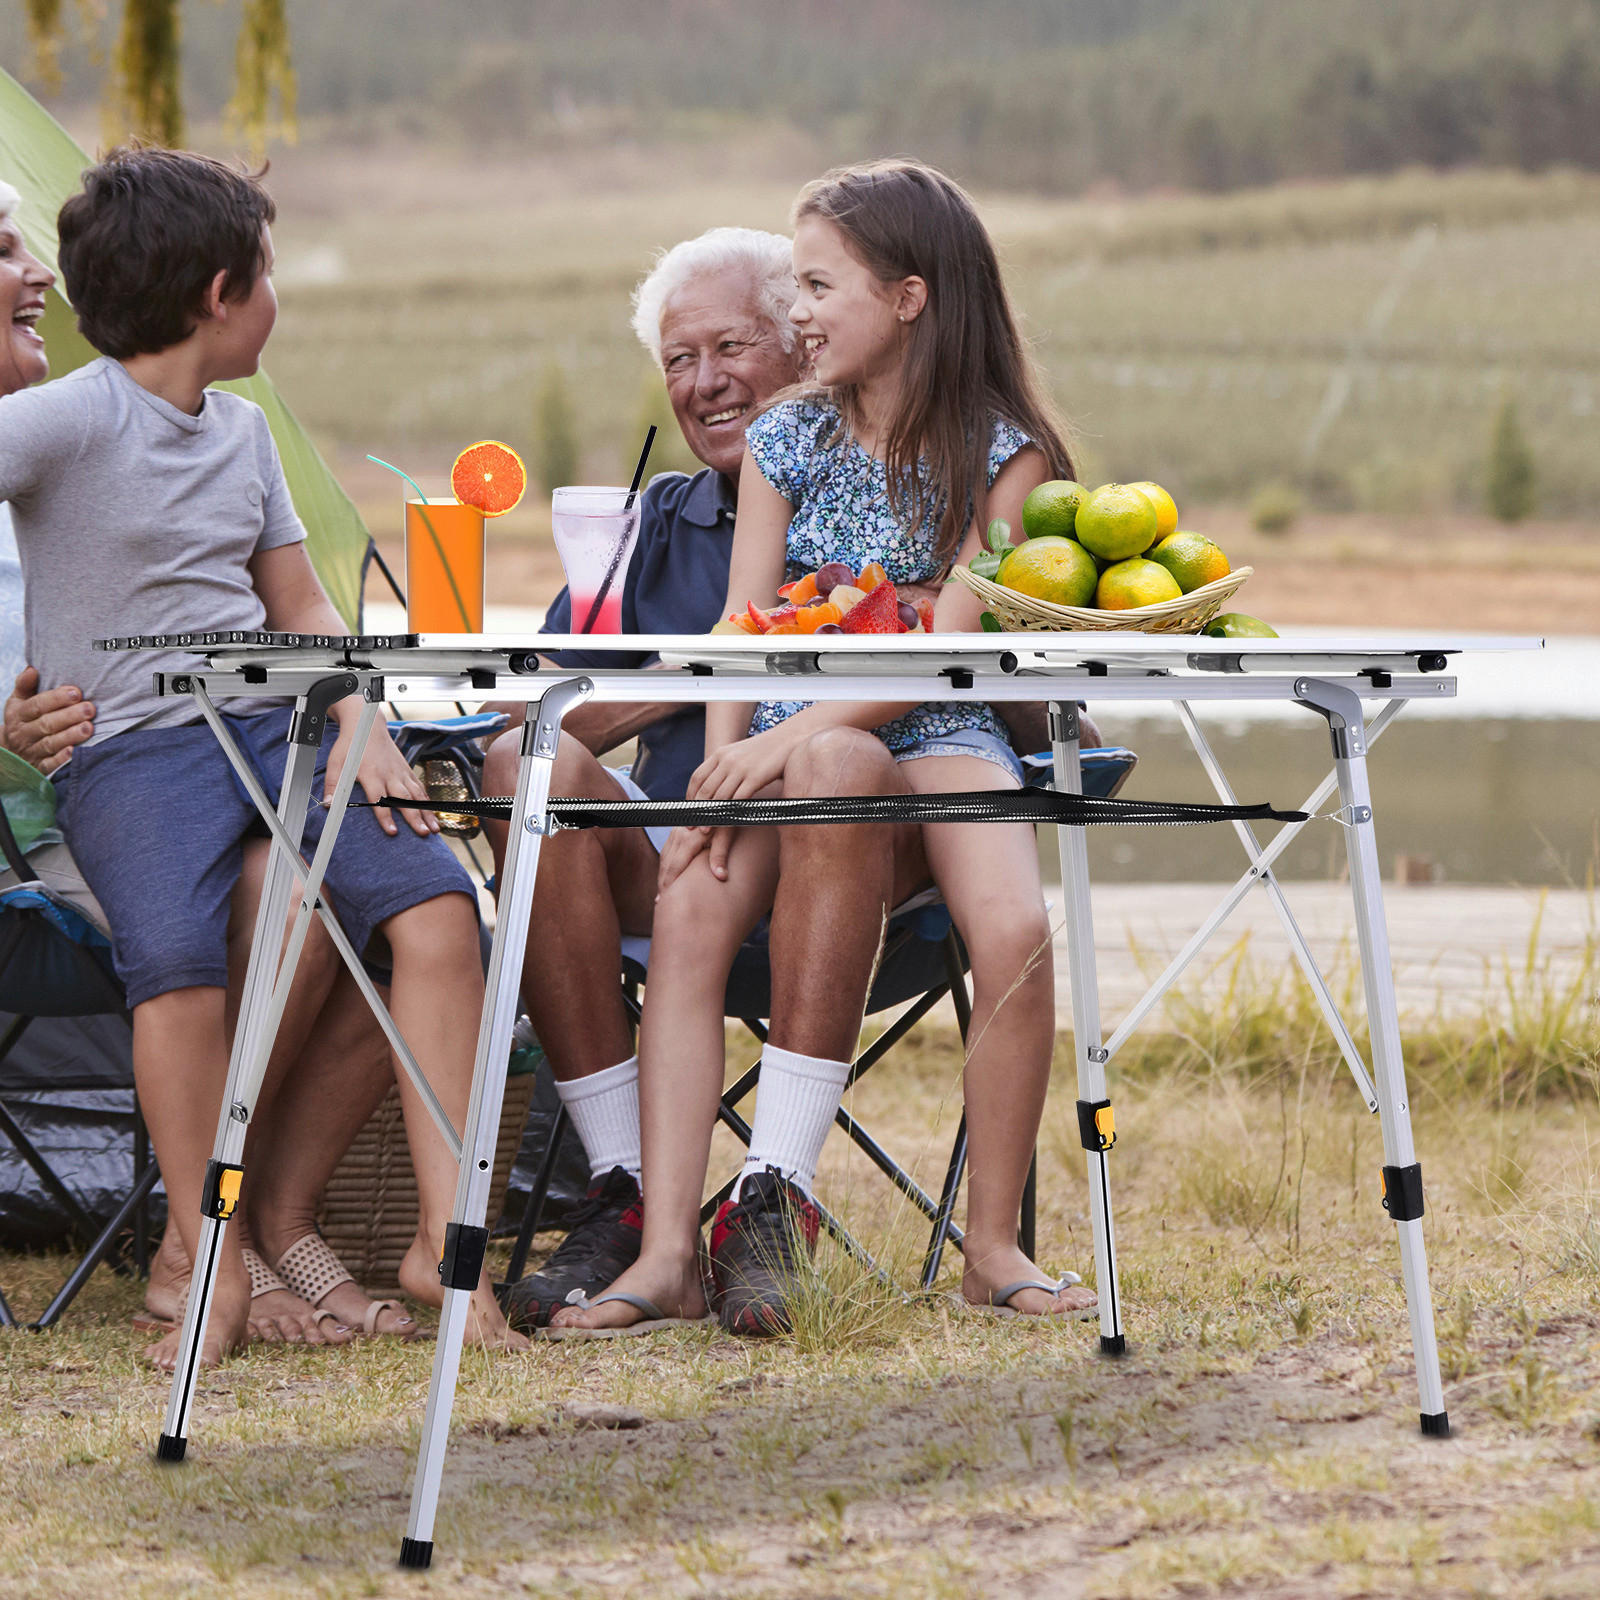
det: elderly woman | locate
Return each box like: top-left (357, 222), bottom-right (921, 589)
top-left (0, 178), bottom-right (421, 1360)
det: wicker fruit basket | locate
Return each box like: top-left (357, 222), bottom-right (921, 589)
top-left (953, 564), bottom-right (1252, 634)
top-left (317, 1073), bottom-right (536, 1297)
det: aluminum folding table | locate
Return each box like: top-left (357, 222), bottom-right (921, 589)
top-left (95, 628), bottom-right (1539, 1567)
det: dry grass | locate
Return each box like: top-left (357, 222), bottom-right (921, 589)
top-left (4, 941), bottom-right (1600, 1598)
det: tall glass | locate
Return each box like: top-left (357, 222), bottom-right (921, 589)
top-left (550, 486), bottom-right (642, 634)
top-left (404, 481), bottom-right (485, 633)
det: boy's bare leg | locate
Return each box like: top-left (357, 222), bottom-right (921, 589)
top-left (132, 986), bottom-right (250, 1370)
top-left (481, 731), bottom-right (655, 1077)
top-left (144, 840), bottom-right (394, 1344)
top-left (902, 757), bottom-right (1095, 1318)
top-left (384, 891), bottom-right (526, 1349)
top-left (552, 824), bottom-right (780, 1331)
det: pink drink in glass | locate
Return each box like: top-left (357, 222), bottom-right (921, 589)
top-left (551, 486), bottom-right (642, 634)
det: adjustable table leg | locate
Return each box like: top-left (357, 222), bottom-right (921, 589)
top-left (1295, 678), bottom-right (1448, 1437)
top-left (400, 677), bottom-right (592, 1570)
top-left (1050, 701), bottom-right (1124, 1355)
top-left (158, 674), bottom-right (363, 1460)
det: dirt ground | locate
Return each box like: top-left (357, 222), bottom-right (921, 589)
top-left (360, 501), bottom-right (1600, 637)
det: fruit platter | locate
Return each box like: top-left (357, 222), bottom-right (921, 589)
top-left (953, 478), bottom-right (1271, 638)
top-left (713, 561), bottom-right (935, 635)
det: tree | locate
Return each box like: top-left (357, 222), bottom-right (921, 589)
top-left (1486, 397), bottom-right (1535, 524)
top-left (24, 0), bottom-right (295, 153)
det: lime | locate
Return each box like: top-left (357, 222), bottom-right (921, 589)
top-left (1204, 613), bottom-right (1278, 638)
top-left (996, 536), bottom-right (1099, 608)
top-left (1021, 480), bottom-right (1087, 540)
top-left (1125, 481), bottom-right (1178, 540)
top-left (1075, 484), bottom-right (1160, 562)
top-left (1094, 558), bottom-right (1182, 611)
top-left (1149, 531), bottom-right (1230, 594)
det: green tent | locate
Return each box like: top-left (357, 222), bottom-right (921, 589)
top-left (0, 68), bottom-right (372, 628)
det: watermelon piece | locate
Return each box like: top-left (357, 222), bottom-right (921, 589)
top-left (838, 580), bottom-right (901, 634)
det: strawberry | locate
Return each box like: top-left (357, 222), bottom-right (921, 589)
top-left (746, 600), bottom-right (774, 633)
top-left (838, 579), bottom-right (901, 634)
top-left (914, 597), bottom-right (935, 632)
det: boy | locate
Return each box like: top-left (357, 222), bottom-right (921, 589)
top-left (0, 147), bottom-right (521, 1364)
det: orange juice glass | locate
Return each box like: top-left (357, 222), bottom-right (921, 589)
top-left (404, 494), bottom-right (484, 633)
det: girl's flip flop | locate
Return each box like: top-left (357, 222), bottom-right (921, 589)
top-left (535, 1289), bottom-right (713, 1341)
top-left (954, 1273), bottom-right (1099, 1322)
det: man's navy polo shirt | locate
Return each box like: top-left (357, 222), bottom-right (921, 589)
top-left (540, 467), bottom-right (735, 802)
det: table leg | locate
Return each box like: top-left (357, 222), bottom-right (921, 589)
top-left (1295, 679), bottom-right (1448, 1437)
top-left (159, 677), bottom-right (368, 1460)
top-left (1050, 701), bottom-right (1124, 1355)
top-left (400, 676), bottom-right (592, 1570)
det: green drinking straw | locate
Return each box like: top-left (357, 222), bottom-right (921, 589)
top-left (366, 453), bottom-right (475, 631)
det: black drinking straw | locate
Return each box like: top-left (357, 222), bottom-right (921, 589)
top-left (579, 425), bottom-right (656, 633)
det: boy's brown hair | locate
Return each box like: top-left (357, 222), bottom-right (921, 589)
top-left (790, 158), bottom-right (1075, 565)
top-left (57, 146), bottom-right (275, 361)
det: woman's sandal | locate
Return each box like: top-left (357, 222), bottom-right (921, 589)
top-left (274, 1231), bottom-right (423, 1341)
top-left (131, 1248), bottom-right (345, 1338)
top-left (535, 1288), bottom-right (713, 1341)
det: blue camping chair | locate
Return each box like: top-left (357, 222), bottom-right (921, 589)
top-left (504, 742), bottom-right (1139, 1292)
top-left (0, 750), bottom-right (157, 1329)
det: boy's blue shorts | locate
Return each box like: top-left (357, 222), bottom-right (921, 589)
top-left (53, 706), bottom-right (475, 1009)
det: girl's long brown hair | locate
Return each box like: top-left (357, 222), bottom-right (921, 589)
top-left (790, 158), bottom-right (1075, 565)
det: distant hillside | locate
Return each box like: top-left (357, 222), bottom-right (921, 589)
top-left (6, 0), bottom-right (1599, 194)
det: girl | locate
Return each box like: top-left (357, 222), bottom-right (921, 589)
top-left (553, 159), bottom-right (1096, 1334)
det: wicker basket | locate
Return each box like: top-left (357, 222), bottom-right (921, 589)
top-left (316, 1073), bottom-right (537, 1297)
top-left (953, 564), bottom-right (1252, 634)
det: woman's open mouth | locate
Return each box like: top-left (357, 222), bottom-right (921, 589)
top-left (11, 303), bottom-right (45, 346)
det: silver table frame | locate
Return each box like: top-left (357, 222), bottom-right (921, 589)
top-left (127, 630), bottom-right (1540, 1567)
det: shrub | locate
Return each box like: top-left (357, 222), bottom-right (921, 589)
top-left (1487, 396), bottom-right (1536, 523)
top-left (1250, 482), bottom-right (1302, 534)
top-left (534, 360), bottom-right (579, 493)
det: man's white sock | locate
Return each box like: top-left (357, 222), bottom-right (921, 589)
top-left (553, 1056), bottom-right (642, 1182)
top-left (738, 1044), bottom-right (852, 1197)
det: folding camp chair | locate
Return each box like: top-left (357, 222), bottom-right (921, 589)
top-left (0, 751), bottom-right (158, 1329)
top-left (504, 743), bottom-right (1139, 1292)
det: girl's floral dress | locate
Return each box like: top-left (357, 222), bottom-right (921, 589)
top-left (743, 396), bottom-right (1031, 751)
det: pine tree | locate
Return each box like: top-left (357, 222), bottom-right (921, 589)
top-left (26, 0), bottom-right (295, 153)
top-left (534, 361), bottom-right (579, 494)
top-left (1486, 397), bottom-right (1535, 524)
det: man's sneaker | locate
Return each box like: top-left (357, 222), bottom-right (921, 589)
top-left (709, 1166), bottom-right (820, 1336)
top-left (498, 1166), bottom-right (642, 1330)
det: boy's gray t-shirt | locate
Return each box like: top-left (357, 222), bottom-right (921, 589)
top-left (0, 357), bottom-right (306, 742)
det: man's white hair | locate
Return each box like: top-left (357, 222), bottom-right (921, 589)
top-left (631, 226), bottom-right (797, 366)
top-left (0, 181), bottom-right (20, 224)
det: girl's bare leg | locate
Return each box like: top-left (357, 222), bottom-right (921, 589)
top-left (551, 824), bottom-right (781, 1330)
top-left (903, 755), bottom-right (1096, 1318)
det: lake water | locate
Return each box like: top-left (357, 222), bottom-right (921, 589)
top-left (375, 608), bottom-right (1597, 887)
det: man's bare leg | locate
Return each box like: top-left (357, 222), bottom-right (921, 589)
top-left (481, 730), bottom-right (657, 1077)
top-left (551, 823), bottom-right (781, 1330)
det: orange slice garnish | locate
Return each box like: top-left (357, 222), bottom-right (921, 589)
top-left (451, 440), bottom-right (527, 517)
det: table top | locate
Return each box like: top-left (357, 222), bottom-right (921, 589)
top-left (96, 629), bottom-right (1544, 674)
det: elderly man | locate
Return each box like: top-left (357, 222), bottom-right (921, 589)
top-left (486, 226), bottom-right (807, 1327)
top-left (492, 228), bottom-right (1092, 1333)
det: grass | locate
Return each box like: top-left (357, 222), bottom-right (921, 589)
top-left (4, 938), bottom-right (1600, 1596)
top-left (253, 149), bottom-right (1600, 518)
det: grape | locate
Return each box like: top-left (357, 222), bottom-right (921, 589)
top-left (804, 594), bottom-right (830, 607)
top-left (814, 622), bottom-right (843, 633)
top-left (814, 562), bottom-right (854, 597)
top-left (896, 601), bottom-right (918, 629)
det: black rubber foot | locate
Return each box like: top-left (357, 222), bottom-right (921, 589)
top-left (1099, 1333), bottom-right (1127, 1357)
top-left (1420, 1411), bottom-right (1451, 1438)
top-left (155, 1433), bottom-right (187, 1463)
top-left (398, 1537), bottom-right (433, 1570)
